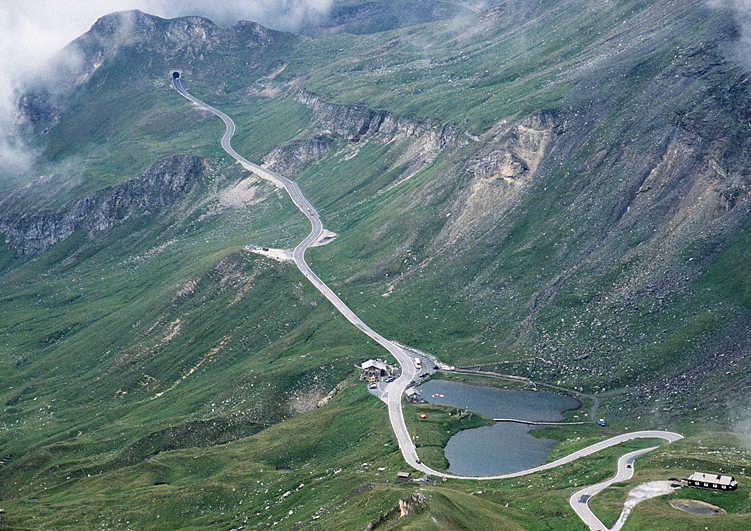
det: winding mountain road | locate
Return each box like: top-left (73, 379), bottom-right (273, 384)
top-left (172, 74), bottom-right (682, 525)
top-left (172, 74), bottom-right (424, 471)
top-left (570, 446), bottom-right (661, 531)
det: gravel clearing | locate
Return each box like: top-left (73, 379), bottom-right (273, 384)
top-left (612, 481), bottom-right (677, 531)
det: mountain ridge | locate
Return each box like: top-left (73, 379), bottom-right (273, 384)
top-left (2, 2), bottom-right (751, 529)
top-left (0, 155), bottom-right (209, 255)
top-left (8, 2), bottom-right (751, 391)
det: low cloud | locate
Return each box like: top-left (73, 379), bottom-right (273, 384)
top-left (708, 0), bottom-right (751, 64)
top-left (151, 0), bottom-right (334, 31)
top-left (0, 0), bottom-right (333, 184)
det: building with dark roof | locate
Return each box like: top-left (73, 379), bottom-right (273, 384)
top-left (361, 359), bottom-right (389, 378)
top-left (685, 471), bottom-right (738, 491)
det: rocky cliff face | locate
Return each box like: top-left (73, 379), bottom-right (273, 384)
top-left (263, 89), bottom-right (467, 177)
top-left (296, 90), bottom-right (462, 147)
top-left (0, 155), bottom-right (210, 255)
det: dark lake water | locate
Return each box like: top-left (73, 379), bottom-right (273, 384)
top-left (416, 379), bottom-right (581, 476)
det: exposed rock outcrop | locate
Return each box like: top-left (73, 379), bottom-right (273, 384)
top-left (438, 112), bottom-right (563, 246)
top-left (297, 90), bottom-right (462, 147)
top-left (263, 90), bottom-right (468, 177)
top-left (0, 155), bottom-right (210, 255)
top-left (263, 135), bottom-right (336, 176)
top-left (363, 493), bottom-right (427, 531)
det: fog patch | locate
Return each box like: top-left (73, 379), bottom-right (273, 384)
top-left (731, 401), bottom-right (751, 451)
top-left (0, 154), bottom-right (88, 214)
top-left (151, 0), bottom-right (334, 32)
top-left (0, 137), bottom-right (38, 184)
top-left (709, 0), bottom-right (751, 67)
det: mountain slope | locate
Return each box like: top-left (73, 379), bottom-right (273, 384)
top-left (279, 0), bottom-right (751, 405)
top-left (2, 1), bottom-right (751, 529)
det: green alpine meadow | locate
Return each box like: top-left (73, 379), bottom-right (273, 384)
top-left (2, 0), bottom-right (751, 529)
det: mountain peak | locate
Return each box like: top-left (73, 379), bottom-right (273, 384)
top-left (83, 10), bottom-right (220, 48)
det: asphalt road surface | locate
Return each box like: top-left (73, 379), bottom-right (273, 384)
top-left (172, 75), bottom-right (424, 470)
top-left (172, 74), bottom-right (683, 528)
top-left (569, 445), bottom-right (667, 531)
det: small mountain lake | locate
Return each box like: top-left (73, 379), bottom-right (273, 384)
top-left (416, 379), bottom-right (581, 476)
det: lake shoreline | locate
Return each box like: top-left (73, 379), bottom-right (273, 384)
top-left (417, 379), bottom-right (581, 476)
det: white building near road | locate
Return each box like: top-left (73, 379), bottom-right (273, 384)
top-left (685, 471), bottom-right (738, 491)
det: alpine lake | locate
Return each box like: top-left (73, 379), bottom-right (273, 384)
top-left (416, 379), bottom-right (581, 476)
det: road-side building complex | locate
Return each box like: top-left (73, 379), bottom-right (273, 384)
top-left (360, 359), bottom-right (390, 379)
top-left (685, 471), bottom-right (738, 491)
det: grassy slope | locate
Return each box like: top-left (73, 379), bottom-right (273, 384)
top-left (286, 0), bottom-right (751, 408)
top-left (0, 156), bottom-right (380, 495)
top-left (2, 0), bottom-right (751, 529)
top-left (5, 379), bottom-right (750, 530)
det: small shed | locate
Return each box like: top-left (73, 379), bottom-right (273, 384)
top-left (397, 471), bottom-right (411, 483)
top-left (405, 387), bottom-right (422, 403)
top-left (685, 471), bottom-right (738, 491)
